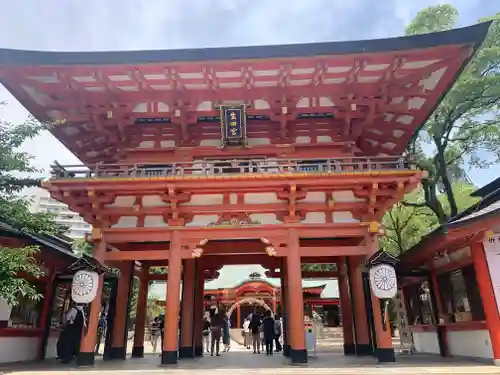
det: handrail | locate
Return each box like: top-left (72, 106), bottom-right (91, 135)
top-left (49, 156), bottom-right (415, 180)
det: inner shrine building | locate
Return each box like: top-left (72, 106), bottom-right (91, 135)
top-left (0, 22), bottom-right (490, 366)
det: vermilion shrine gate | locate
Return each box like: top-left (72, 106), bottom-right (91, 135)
top-left (0, 22), bottom-right (489, 366)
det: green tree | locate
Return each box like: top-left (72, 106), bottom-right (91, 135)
top-left (72, 237), bottom-right (93, 255)
top-left (0, 107), bottom-right (64, 303)
top-left (381, 183), bottom-right (480, 255)
top-left (0, 245), bottom-right (44, 306)
top-left (404, 6), bottom-right (500, 223)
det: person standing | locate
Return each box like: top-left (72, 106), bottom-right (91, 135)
top-left (202, 315), bottom-right (211, 353)
top-left (59, 303), bottom-right (85, 364)
top-left (209, 307), bottom-right (222, 356)
top-left (150, 316), bottom-right (161, 354)
top-left (222, 314), bottom-right (231, 352)
top-left (262, 311), bottom-right (275, 355)
top-left (158, 312), bottom-right (165, 357)
top-left (243, 317), bottom-right (251, 349)
top-left (95, 306), bottom-right (107, 355)
top-left (274, 314), bottom-right (283, 352)
top-left (249, 313), bottom-right (261, 354)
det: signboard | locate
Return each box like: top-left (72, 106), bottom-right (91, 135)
top-left (219, 105), bottom-right (248, 147)
top-left (224, 108), bottom-right (243, 140)
top-left (393, 288), bottom-right (414, 353)
top-left (484, 232), bottom-right (500, 315)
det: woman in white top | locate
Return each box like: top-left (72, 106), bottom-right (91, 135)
top-left (243, 317), bottom-right (251, 349)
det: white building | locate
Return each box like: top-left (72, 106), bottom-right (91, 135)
top-left (22, 187), bottom-right (92, 238)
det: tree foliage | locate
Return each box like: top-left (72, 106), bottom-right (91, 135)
top-left (381, 183), bottom-right (479, 255)
top-left (0, 105), bottom-right (64, 303)
top-left (0, 245), bottom-right (44, 306)
top-left (72, 237), bottom-right (94, 255)
top-left (404, 6), bottom-right (500, 223)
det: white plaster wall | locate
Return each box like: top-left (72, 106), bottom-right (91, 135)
top-left (447, 329), bottom-right (493, 359)
top-left (45, 337), bottom-right (58, 359)
top-left (0, 337), bottom-right (38, 363)
top-left (0, 336), bottom-right (59, 363)
top-left (412, 331), bottom-right (440, 355)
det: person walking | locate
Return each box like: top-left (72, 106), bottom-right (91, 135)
top-left (274, 314), bottom-right (283, 352)
top-left (262, 311), bottom-right (275, 355)
top-left (202, 315), bottom-right (211, 353)
top-left (95, 305), bottom-right (107, 355)
top-left (150, 316), bottom-right (161, 354)
top-left (243, 317), bottom-right (251, 349)
top-left (209, 307), bottom-right (223, 356)
top-left (222, 314), bottom-right (231, 352)
top-left (249, 313), bottom-right (261, 354)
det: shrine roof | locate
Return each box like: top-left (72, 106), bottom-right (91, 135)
top-left (0, 219), bottom-right (78, 263)
top-left (0, 23), bottom-right (490, 163)
top-left (149, 265), bottom-right (339, 299)
top-left (398, 181), bottom-right (500, 269)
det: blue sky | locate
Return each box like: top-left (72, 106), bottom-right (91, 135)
top-left (0, 0), bottom-right (498, 187)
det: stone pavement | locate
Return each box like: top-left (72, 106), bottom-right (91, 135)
top-left (1, 342), bottom-right (500, 375)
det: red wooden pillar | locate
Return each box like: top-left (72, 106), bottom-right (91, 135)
top-left (281, 259), bottom-right (290, 357)
top-left (110, 262), bottom-right (133, 359)
top-left (471, 241), bottom-right (500, 365)
top-left (236, 305), bottom-right (241, 328)
top-left (132, 265), bottom-right (149, 358)
top-left (193, 262), bottom-right (205, 356)
top-left (349, 256), bottom-right (371, 356)
top-left (162, 231), bottom-right (182, 365)
top-left (179, 259), bottom-right (196, 358)
top-left (430, 269), bottom-right (449, 357)
top-left (338, 258), bottom-right (355, 355)
top-left (36, 270), bottom-right (55, 360)
top-left (77, 241), bottom-right (106, 367)
top-left (286, 229), bottom-right (307, 364)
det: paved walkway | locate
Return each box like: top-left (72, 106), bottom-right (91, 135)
top-left (1, 342), bottom-right (500, 374)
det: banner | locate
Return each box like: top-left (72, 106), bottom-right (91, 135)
top-left (484, 232), bottom-right (500, 315)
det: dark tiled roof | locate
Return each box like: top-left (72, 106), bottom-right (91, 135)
top-left (0, 219), bottom-right (78, 261)
top-left (471, 177), bottom-right (500, 198)
top-left (0, 23), bottom-right (490, 66)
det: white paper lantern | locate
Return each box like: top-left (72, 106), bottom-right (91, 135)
top-left (71, 270), bottom-right (99, 304)
top-left (369, 264), bottom-right (397, 299)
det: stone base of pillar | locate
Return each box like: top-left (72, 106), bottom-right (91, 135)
top-left (194, 346), bottom-right (203, 357)
top-left (355, 343), bottom-right (373, 356)
top-left (376, 348), bottom-right (396, 363)
top-left (131, 346), bottom-right (144, 358)
top-left (343, 343), bottom-right (356, 355)
top-left (77, 352), bottom-right (95, 367)
top-left (178, 346), bottom-right (195, 358)
top-left (161, 350), bottom-right (178, 365)
top-left (290, 348), bottom-right (308, 364)
top-left (493, 358), bottom-right (500, 366)
top-left (108, 347), bottom-right (126, 360)
top-left (283, 344), bottom-right (291, 357)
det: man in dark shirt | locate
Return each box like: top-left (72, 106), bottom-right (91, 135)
top-left (249, 313), bottom-right (262, 354)
top-left (262, 311), bottom-right (276, 355)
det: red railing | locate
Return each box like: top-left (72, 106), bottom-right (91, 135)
top-left (49, 156), bottom-right (415, 180)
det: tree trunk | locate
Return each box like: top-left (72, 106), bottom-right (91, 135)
top-left (436, 149), bottom-right (458, 217)
top-left (422, 179), bottom-right (448, 223)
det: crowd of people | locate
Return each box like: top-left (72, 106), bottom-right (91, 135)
top-left (55, 302), bottom-right (283, 364)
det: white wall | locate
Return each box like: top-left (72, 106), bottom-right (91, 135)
top-left (412, 331), bottom-right (440, 355)
top-left (447, 329), bottom-right (493, 359)
top-left (0, 336), bottom-right (58, 363)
